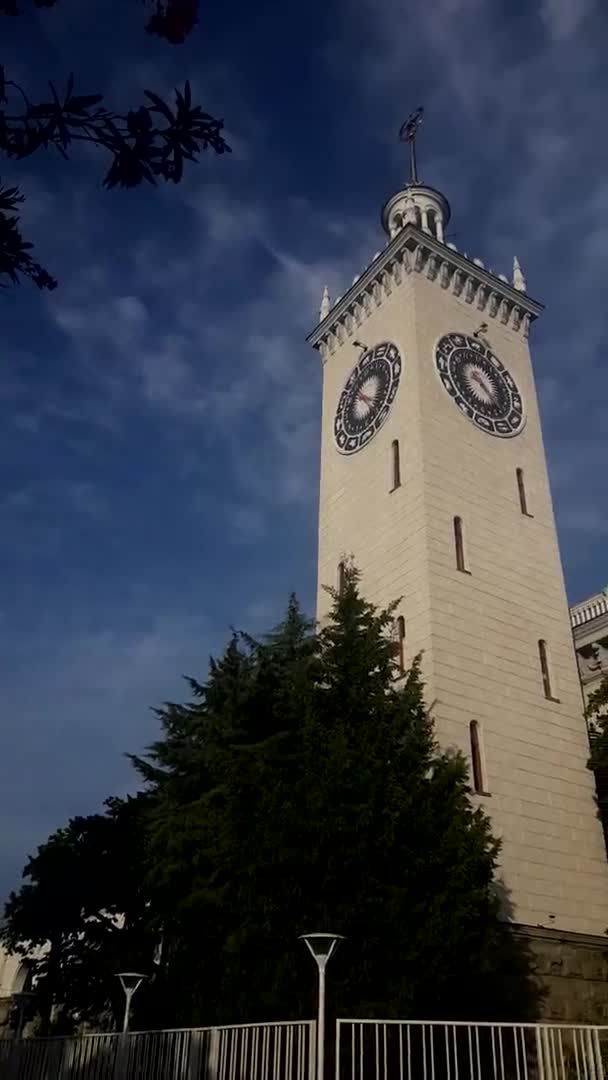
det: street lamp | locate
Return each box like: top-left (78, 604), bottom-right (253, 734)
top-left (299, 933), bottom-right (345, 1080)
top-left (115, 973), bottom-right (147, 1034)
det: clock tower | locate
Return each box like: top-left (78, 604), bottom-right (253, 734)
top-left (307, 132), bottom-right (608, 1020)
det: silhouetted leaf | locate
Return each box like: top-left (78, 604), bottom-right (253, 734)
top-left (0, 182), bottom-right (56, 290)
top-left (65, 93), bottom-right (103, 113)
top-left (143, 88), bottom-right (175, 124)
top-left (27, 102), bottom-right (56, 118)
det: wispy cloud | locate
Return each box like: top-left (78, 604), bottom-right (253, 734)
top-left (541, 0), bottom-right (594, 39)
top-left (44, 175), bottom-right (373, 513)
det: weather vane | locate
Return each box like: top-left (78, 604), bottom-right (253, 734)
top-left (399, 106), bottom-right (424, 184)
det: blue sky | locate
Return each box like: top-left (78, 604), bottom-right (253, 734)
top-left (1, 0), bottom-right (607, 900)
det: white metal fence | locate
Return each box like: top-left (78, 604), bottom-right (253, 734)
top-left (0, 1019), bottom-right (316, 1079)
top-left (3, 1018), bottom-right (608, 1080)
top-left (335, 1021), bottom-right (608, 1080)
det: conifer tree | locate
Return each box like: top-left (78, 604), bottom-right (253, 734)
top-left (135, 568), bottom-right (537, 1025)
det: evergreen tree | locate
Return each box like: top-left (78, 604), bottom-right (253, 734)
top-left (129, 598), bottom-right (317, 1025)
top-left (135, 568), bottom-right (538, 1026)
top-left (5, 571), bottom-right (537, 1031)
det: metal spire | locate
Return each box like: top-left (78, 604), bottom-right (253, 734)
top-left (399, 106), bottom-right (424, 184)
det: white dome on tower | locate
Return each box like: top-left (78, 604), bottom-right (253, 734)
top-left (382, 184), bottom-right (450, 243)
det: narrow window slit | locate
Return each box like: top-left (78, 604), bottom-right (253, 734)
top-left (338, 561), bottom-right (346, 595)
top-left (516, 468), bottom-right (531, 516)
top-left (469, 721), bottom-right (487, 795)
top-left (396, 616), bottom-right (406, 675)
top-left (391, 440), bottom-right (401, 490)
top-left (538, 639), bottom-right (558, 700)
top-left (454, 516), bottom-right (467, 573)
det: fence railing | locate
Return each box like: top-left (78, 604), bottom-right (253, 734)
top-left (3, 1018), bottom-right (608, 1080)
top-left (335, 1021), bottom-right (608, 1080)
top-left (0, 1018), bottom-right (316, 1079)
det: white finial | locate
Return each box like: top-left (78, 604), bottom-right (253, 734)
top-left (513, 256), bottom-right (527, 293)
top-left (319, 285), bottom-right (331, 322)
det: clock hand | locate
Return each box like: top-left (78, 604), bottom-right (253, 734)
top-left (356, 389), bottom-right (374, 406)
top-left (470, 370), bottom-right (490, 392)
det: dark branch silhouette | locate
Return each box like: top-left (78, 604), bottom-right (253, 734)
top-left (0, 0), bottom-right (200, 43)
top-left (0, 69), bottom-right (231, 290)
top-left (0, 184), bottom-right (57, 289)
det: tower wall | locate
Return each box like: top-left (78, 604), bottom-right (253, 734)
top-left (314, 229), bottom-right (608, 946)
top-left (412, 271), bottom-right (608, 935)
top-left (317, 273), bottom-right (434, 691)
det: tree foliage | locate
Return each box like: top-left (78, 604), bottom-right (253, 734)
top-left (133, 569), bottom-right (538, 1026)
top-left (1, 795), bottom-right (156, 1033)
top-left (0, 0), bottom-right (200, 43)
top-left (588, 673), bottom-right (608, 759)
top-left (587, 673), bottom-right (608, 839)
top-left (3, 570), bottom-right (539, 1030)
top-left (1, 1), bottom-right (229, 291)
top-left (0, 183), bottom-right (56, 289)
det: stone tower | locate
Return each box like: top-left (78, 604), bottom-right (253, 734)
top-left (307, 157), bottom-right (608, 1019)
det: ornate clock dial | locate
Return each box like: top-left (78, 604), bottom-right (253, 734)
top-left (435, 333), bottom-right (525, 437)
top-left (334, 341), bottom-right (402, 455)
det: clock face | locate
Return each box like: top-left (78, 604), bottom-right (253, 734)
top-left (334, 342), bottom-right (402, 455)
top-left (435, 333), bottom-right (525, 438)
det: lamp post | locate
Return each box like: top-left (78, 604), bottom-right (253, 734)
top-left (299, 933), bottom-right (345, 1080)
top-left (115, 973), bottom-right (147, 1034)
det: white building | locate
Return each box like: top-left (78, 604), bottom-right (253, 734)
top-left (0, 945), bottom-right (32, 1031)
top-left (571, 590), bottom-right (608, 703)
